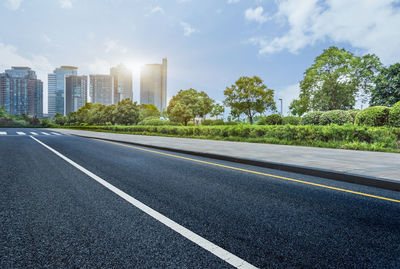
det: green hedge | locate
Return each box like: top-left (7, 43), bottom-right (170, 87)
top-left (389, 101), bottom-right (400, 127)
top-left (319, 110), bottom-right (353, 125)
top-left (301, 111), bottom-right (324, 125)
top-left (138, 117), bottom-right (177, 126)
top-left (63, 124), bottom-right (400, 151)
top-left (257, 114), bottom-right (283, 125)
top-left (282, 116), bottom-right (301, 125)
top-left (355, 106), bottom-right (390, 126)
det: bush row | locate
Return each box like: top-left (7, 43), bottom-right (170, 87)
top-left (67, 124), bottom-right (400, 150)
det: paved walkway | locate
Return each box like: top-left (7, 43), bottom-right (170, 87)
top-left (51, 129), bottom-right (400, 182)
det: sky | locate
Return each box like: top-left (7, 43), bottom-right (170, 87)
top-left (1, 0), bottom-right (400, 115)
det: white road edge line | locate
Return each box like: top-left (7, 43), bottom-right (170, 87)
top-left (29, 135), bottom-right (257, 269)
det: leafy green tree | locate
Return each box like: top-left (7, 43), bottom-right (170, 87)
top-left (210, 103), bottom-right (225, 119)
top-left (223, 76), bottom-right (276, 124)
top-left (114, 98), bottom-right (140, 125)
top-left (65, 112), bottom-right (78, 125)
top-left (103, 104), bottom-right (116, 124)
top-left (370, 63), bottom-right (400, 106)
top-left (290, 47), bottom-right (381, 115)
top-left (167, 89), bottom-right (214, 125)
top-left (0, 106), bottom-right (9, 118)
top-left (139, 104), bottom-right (161, 119)
top-left (52, 113), bottom-right (66, 126)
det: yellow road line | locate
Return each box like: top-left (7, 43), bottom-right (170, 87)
top-left (97, 139), bottom-right (400, 204)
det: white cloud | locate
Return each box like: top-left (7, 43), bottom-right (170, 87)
top-left (250, 0), bottom-right (400, 64)
top-left (149, 6), bottom-right (164, 15)
top-left (42, 34), bottom-right (52, 43)
top-left (104, 40), bottom-right (128, 54)
top-left (59, 0), bottom-right (72, 9)
top-left (0, 43), bottom-right (53, 113)
top-left (245, 6), bottom-right (269, 24)
top-left (227, 0), bottom-right (240, 4)
top-left (180, 22), bottom-right (198, 37)
top-left (4, 0), bottom-right (22, 10)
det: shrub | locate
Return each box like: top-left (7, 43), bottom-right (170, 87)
top-left (202, 119), bottom-right (225, 126)
top-left (282, 116), bottom-right (301, 125)
top-left (138, 117), bottom-right (172, 126)
top-left (301, 111), bottom-right (323, 125)
top-left (389, 101), bottom-right (400, 127)
top-left (355, 106), bottom-right (390, 127)
top-left (257, 114), bottom-right (283, 125)
top-left (348, 110), bottom-right (360, 123)
top-left (319, 110), bottom-right (353, 125)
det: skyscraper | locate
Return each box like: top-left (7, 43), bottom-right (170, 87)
top-left (0, 67), bottom-right (43, 117)
top-left (65, 75), bottom-right (88, 115)
top-left (140, 58), bottom-right (167, 112)
top-left (89, 75), bottom-right (114, 106)
top-left (110, 64), bottom-right (133, 103)
top-left (48, 66), bottom-right (78, 116)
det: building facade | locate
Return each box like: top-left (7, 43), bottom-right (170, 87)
top-left (0, 67), bottom-right (43, 117)
top-left (48, 66), bottom-right (78, 116)
top-left (89, 75), bottom-right (114, 106)
top-left (110, 64), bottom-right (133, 103)
top-left (65, 75), bottom-right (87, 115)
top-left (140, 58), bottom-right (167, 112)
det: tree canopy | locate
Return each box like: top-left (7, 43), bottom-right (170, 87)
top-left (370, 63), bottom-right (400, 107)
top-left (289, 47), bottom-right (382, 116)
top-left (167, 88), bottom-right (214, 125)
top-left (224, 76), bottom-right (276, 124)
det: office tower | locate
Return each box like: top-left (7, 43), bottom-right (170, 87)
top-left (0, 67), bottom-right (43, 117)
top-left (110, 64), bottom-right (133, 103)
top-left (48, 66), bottom-right (78, 116)
top-left (65, 75), bottom-right (88, 115)
top-left (89, 75), bottom-right (114, 106)
top-left (140, 58), bottom-right (167, 112)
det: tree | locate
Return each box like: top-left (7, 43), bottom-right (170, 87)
top-left (139, 104), bottom-right (161, 119)
top-left (52, 113), bottom-right (65, 125)
top-left (114, 98), bottom-right (140, 125)
top-left (290, 47), bottom-right (382, 115)
top-left (167, 89), bottom-right (214, 125)
top-left (0, 106), bottom-right (8, 118)
top-left (210, 103), bottom-right (225, 119)
top-left (223, 76), bottom-right (276, 124)
top-left (370, 63), bottom-right (400, 106)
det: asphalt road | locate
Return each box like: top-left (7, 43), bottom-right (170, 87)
top-left (1, 128), bottom-right (400, 268)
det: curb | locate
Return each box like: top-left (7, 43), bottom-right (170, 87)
top-left (71, 133), bottom-right (400, 192)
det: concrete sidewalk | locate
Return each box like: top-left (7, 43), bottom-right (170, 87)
top-left (51, 128), bottom-right (400, 189)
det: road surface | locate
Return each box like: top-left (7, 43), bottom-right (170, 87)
top-left (1, 128), bottom-right (400, 268)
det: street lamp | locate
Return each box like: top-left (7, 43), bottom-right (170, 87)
top-left (278, 98), bottom-right (283, 116)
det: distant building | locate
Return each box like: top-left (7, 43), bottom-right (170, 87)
top-left (110, 64), bottom-right (133, 103)
top-left (65, 75), bottom-right (88, 115)
top-left (48, 66), bottom-right (78, 116)
top-left (0, 67), bottom-right (43, 117)
top-left (89, 75), bottom-right (114, 106)
top-left (140, 58), bottom-right (167, 112)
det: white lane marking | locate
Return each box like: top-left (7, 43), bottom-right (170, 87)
top-left (17, 132), bottom-right (26, 135)
top-left (30, 132), bottom-right (38, 135)
top-left (51, 132), bottom-right (61, 136)
top-left (30, 135), bottom-right (257, 269)
top-left (41, 132), bottom-right (50, 135)
top-left (0, 132), bottom-right (7, 135)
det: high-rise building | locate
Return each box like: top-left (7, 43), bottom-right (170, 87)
top-left (65, 75), bottom-right (87, 115)
top-left (0, 67), bottom-right (43, 117)
top-left (110, 64), bottom-right (133, 103)
top-left (48, 66), bottom-right (78, 116)
top-left (140, 58), bottom-right (167, 112)
top-left (89, 75), bottom-right (114, 106)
